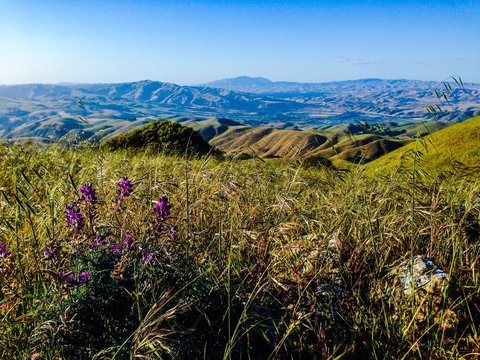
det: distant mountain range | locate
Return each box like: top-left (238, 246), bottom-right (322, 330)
top-left (0, 77), bottom-right (479, 140)
top-left (201, 76), bottom-right (480, 122)
top-left (200, 76), bottom-right (479, 95)
top-left (0, 80), bottom-right (300, 114)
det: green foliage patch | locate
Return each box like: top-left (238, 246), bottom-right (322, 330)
top-left (102, 120), bottom-right (215, 157)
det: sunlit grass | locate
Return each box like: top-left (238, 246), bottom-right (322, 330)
top-left (366, 116), bottom-right (480, 175)
top-left (0, 142), bottom-right (479, 359)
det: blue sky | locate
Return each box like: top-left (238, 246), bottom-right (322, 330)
top-left (0, 0), bottom-right (479, 84)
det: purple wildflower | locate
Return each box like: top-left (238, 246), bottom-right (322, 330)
top-left (153, 195), bottom-right (171, 222)
top-left (0, 243), bottom-right (10, 258)
top-left (111, 244), bottom-right (122, 253)
top-left (88, 233), bottom-right (110, 250)
top-left (79, 183), bottom-right (97, 205)
top-left (116, 176), bottom-right (133, 199)
top-left (124, 235), bottom-right (134, 251)
top-left (95, 234), bottom-right (108, 245)
top-left (142, 248), bottom-right (155, 263)
top-left (60, 271), bottom-right (92, 287)
top-left (65, 203), bottom-right (84, 233)
top-left (43, 246), bottom-right (58, 260)
top-left (168, 225), bottom-right (178, 240)
top-left (78, 271), bottom-right (92, 285)
top-left (88, 233), bottom-right (108, 249)
top-left (65, 273), bottom-right (77, 287)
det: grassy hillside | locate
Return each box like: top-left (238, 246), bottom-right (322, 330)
top-left (313, 120), bottom-right (448, 142)
top-left (0, 141), bottom-right (479, 358)
top-left (331, 137), bottom-right (410, 163)
top-left (181, 117), bottom-right (246, 141)
top-left (306, 133), bottom-right (410, 163)
top-left (366, 116), bottom-right (480, 174)
top-left (208, 120), bottom-right (460, 164)
top-left (211, 127), bottom-right (330, 158)
top-left (211, 124), bottom-right (418, 163)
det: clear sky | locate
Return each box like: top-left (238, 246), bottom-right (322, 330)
top-left (0, 0), bottom-right (479, 85)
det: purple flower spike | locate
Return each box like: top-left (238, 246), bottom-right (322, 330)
top-left (78, 271), bottom-right (92, 285)
top-left (142, 248), bottom-right (155, 263)
top-left (111, 244), bottom-right (122, 253)
top-left (154, 195), bottom-right (171, 222)
top-left (60, 271), bottom-right (92, 287)
top-left (66, 273), bottom-right (77, 287)
top-left (43, 246), bottom-right (58, 260)
top-left (124, 235), bottom-right (134, 251)
top-left (116, 176), bottom-right (133, 199)
top-left (0, 243), bottom-right (10, 258)
top-left (66, 203), bottom-right (84, 233)
top-left (79, 183), bottom-right (97, 205)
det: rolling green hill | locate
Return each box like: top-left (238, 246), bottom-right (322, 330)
top-left (366, 116), bottom-right (480, 173)
top-left (304, 134), bottom-right (408, 162)
top-left (180, 117), bottom-right (246, 141)
top-left (331, 137), bottom-right (410, 163)
top-left (209, 123), bottom-right (432, 163)
top-left (210, 127), bottom-right (330, 158)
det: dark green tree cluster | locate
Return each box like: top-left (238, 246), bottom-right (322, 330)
top-left (102, 120), bottom-right (215, 157)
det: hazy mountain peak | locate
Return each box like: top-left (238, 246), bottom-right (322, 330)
top-left (200, 76), bottom-right (273, 88)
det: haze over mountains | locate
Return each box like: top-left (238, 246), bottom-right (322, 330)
top-left (0, 77), bottom-right (479, 141)
top-left (202, 76), bottom-right (472, 93)
top-left (201, 76), bottom-right (480, 122)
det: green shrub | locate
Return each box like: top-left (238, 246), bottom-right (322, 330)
top-left (102, 120), bottom-right (216, 157)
